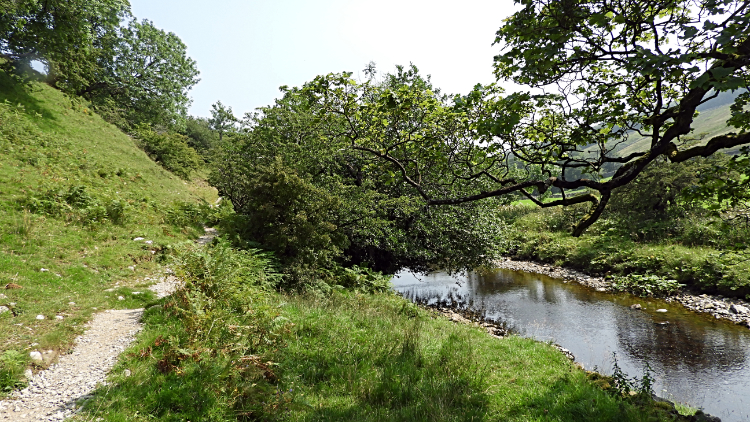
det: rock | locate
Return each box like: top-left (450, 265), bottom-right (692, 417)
top-left (656, 309), bottom-right (668, 313)
top-left (24, 369), bottom-right (33, 379)
top-left (29, 351), bottom-right (43, 363)
top-left (117, 296), bottom-right (125, 301)
top-left (730, 304), bottom-right (749, 314)
top-left (144, 240), bottom-right (153, 244)
top-left (4, 283), bottom-right (23, 289)
top-left (40, 268), bottom-right (49, 272)
top-left (36, 314), bottom-right (45, 320)
top-left (55, 315), bottom-right (64, 320)
top-left (132, 237), bottom-right (144, 241)
top-left (630, 304), bottom-right (642, 310)
top-left (123, 369), bottom-right (131, 377)
top-left (0, 293), bottom-right (6, 299)
top-left (127, 266), bottom-right (135, 271)
top-left (0, 306), bottom-right (8, 315)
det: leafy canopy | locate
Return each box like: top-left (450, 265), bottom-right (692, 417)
top-left (294, 1), bottom-right (750, 236)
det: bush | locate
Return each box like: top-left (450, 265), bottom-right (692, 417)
top-left (133, 125), bottom-right (203, 179)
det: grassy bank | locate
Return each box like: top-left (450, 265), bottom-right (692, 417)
top-left (499, 204), bottom-right (750, 299)
top-left (0, 71), bottom-right (217, 391)
top-left (73, 242), bottom-right (687, 422)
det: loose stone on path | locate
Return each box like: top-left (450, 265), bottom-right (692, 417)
top-left (0, 228), bottom-right (214, 421)
top-left (0, 309), bottom-right (143, 422)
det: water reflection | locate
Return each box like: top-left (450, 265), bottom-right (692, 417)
top-left (392, 269), bottom-right (750, 421)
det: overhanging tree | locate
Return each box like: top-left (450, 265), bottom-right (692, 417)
top-left (298, 0), bottom-right (750, 236)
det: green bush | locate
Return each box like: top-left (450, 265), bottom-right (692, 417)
top-left (217, 158), bottom-right (348, 289)
top-left (133, 125), bottom-right (203, 180)
top-left (24, 184), bottom-right (131, 226)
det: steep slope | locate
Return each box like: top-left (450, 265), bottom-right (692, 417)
top-left (0, 70), bottom-right (216, 390)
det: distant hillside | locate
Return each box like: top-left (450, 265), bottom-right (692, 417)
top-left (576, 90), bottom-right (747, 177)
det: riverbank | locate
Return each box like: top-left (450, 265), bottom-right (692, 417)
top-left (68, 243), bottom-right (694, 421)
top-left (495, 257), bottom-right (750, 329)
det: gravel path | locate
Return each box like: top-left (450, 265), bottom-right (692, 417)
top-left (0, 228), bottom-right (215, 422)
top-left (0, 309), bottom-right (143, 421)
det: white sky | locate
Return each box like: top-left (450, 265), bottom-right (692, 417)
top-left (128, 0), bottom-right (520, 118)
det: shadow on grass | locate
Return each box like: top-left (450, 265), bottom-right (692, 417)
top-left (0, 69), bottom-right (60, 127)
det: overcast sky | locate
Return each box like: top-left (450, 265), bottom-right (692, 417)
top-left (128, 0), bottom-right (520, 118)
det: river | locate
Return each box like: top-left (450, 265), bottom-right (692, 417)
top-left (392, 268), bottom-right (750, 421)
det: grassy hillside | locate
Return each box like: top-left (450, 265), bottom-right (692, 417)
top-left (615, 101), bottom-right (739, 159)
top-left (0, 70), bottom-right (217, 389)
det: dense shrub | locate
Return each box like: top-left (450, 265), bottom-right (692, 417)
top-left (133, 125), bottom-right (203, 179)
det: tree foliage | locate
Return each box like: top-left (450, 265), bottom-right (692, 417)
top-left (0, 0), bottom-right (130, 92)
top-left (210, 73), bottom-right (507, 279)
top-left (288, 0), bottom-right (750, 236)
top-left (1, 2), bottom-right (199, 129)
top-left (83, 19), bottom-right (200, 128)
top-left (208, 101), bottom-right (237, 141)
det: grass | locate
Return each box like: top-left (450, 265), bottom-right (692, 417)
top-left (0, 70), bottom-right (217, 391)
top-left (73, 245), bottom-right (687, 421)
top-left (498, 204), bottom-right (750, 298)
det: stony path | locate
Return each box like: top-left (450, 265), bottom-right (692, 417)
top-left (0, 228), bottom-right (215, 422)
top-left (0, 309), bottom-right (144, 421)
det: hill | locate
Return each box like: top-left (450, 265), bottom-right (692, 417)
top-left (0, 69), bottom-right (216, 388)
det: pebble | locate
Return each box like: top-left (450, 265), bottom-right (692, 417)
top-left (0, 293), bottom-right (7, 299)
top-left (656, 309), bottom-right (668, 313)
top-left (28, 352), bottom-right (42, 364)
top-left (35, 315), bottom-right (45, 320)
top-left (132, 237), bottom-right (144, 241)
top-left (0, 309), bottom-right (144, 422)
top-left (0, 306), bottom-right (8, 315)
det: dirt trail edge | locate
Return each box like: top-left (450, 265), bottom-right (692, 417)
top-left (0, 228), bottom-right (216, 422)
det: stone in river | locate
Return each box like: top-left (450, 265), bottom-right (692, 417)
top-left (730, 304), bottom-right (749, 314)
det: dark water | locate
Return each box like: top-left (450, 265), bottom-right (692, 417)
top-left (392, 269), bottom-right (750, 421)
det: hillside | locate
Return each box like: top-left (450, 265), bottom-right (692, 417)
top-left (0, 69), bottom-right (216, 386)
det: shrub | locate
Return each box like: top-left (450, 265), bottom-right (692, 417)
top-left (133, 125), bottom-right (203, 180)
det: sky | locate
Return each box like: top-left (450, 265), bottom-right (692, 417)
top-left (127, 0), bottom-right (520, 118)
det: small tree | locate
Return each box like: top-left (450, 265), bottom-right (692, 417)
top-left (209, 101), bottom-right (237, 141)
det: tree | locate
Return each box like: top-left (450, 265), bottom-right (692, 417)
top-left (0, 0), bottom-right (130, 92)
top-left (209, 101), bottom-right (237, 141)
top-left (210, 80), bottom-right (508, 277)
top-left (182, 116), bottom-right (218, 156)
top-left (298, 0), bottom-right (750, 236)
top-left (82, 19), bottom-right (200, 129)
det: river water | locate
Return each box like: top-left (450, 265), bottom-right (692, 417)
top-left (392, 268), bottom-right (750, 421)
